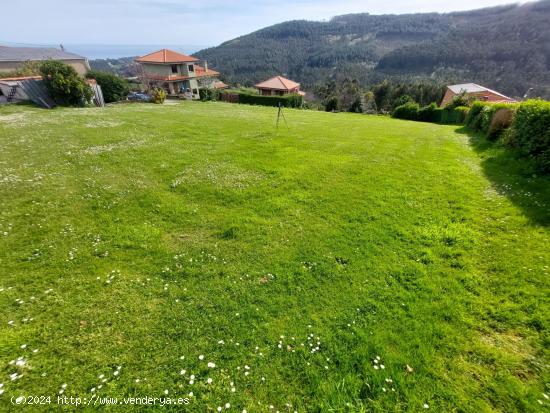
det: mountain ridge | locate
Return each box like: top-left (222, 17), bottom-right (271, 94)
top-left (194, 1), bottom-right (550, 98)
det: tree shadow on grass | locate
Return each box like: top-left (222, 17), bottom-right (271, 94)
top-left (455, 126), bottom-right (550, 227)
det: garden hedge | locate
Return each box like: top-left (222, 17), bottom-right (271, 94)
top-left (393, 102), bottom-right (468, 124)
top-left (220, 91), bottom-right (303, 108)
top-left (465, 101), bottom-right (518, 138)
top-left (507, 100), bottom-right (550, 172)
top-left (392, 102), bottom-right (420, 120)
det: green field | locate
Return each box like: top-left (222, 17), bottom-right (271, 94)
top-left (0, 101), bottom-right (548, 412)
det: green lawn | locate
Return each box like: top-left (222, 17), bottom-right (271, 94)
top-left (0, 101), bottom-right (548, 412)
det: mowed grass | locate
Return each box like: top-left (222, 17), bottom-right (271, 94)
top-left (0, 101), bottom-right (548, 412)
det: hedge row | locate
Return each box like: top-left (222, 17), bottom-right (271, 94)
top-left (445, 99), bottom-right (549, 173)
top-left (220, 91), bottom-right (303, 108)
top-left (392, 102), bottom-right (468, 124)
top-left (392, 98), bottom-right (549, 172)
top-left (507, 100), bottom-right (550, 172)
top-left (465, 101), bottom-right (518, 139)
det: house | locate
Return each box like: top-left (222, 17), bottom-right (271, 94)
top-left (255, 76), bottom-right (305, 96)
top-left (135, 49), bottom-right (224, 99)
top-left (440, 83), bottom-right (516, 107)
top-left (0, 46), bottom-right (90, 75)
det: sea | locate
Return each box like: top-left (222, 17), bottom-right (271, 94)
top-left (3, 43), bottom-right (211, 60)
top-left (65, 44), bottom-right (212, 60)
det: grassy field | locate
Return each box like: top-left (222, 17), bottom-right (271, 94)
top-left (0, 101), bottom-right (548, 412)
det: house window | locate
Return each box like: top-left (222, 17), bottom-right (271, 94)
top-left (188, 65), bottom-right (194, 72)
top-left (192, 89), bottom-right (198, 95)
top-left (171, 65), bottom-right (178, 74)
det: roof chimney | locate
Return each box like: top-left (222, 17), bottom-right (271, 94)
top-left (204, 60), bottom-right (208, 73)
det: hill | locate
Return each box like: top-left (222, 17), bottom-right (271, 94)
top-left (195, 1), bottom-right (550, 98)
top-left (1, 102), bottom-right (549, 412)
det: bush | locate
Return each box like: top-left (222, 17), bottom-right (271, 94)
top-left (465, 101), bottom-right (518, 137)
top-left (445, 91), bottom-right (470, 110)
top-left (150, 88), bottom-right (166, 104)
top-left (324, 96), bottom-right (339, 112)
top-left (465, 101), bottom-right (487, 130)
top-left (199, 88), bottom-right (220, 101)
top-left (348, 96), bottom-right (363, 113)
top-left (507, 100), bottom-right (550, 172)
top-left (394, 94), bottom-right (415, 108)
top-left (392, 102), bottom-right (420, 120)
top-left (85, 70), bottom-right (129, 103)
top-left (440, 106), bottom-right (469, 124)
top-left (488, 107), bottom-right (515, 139)
top-left (39, 60), bottom-right (93, 106)
top-left (417, 103), bottom-right (441, 122)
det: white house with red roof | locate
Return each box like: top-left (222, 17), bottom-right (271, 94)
top-left (255, 76), bottom-right (305, 97)
top-left (135, 49), bottom-right (226, 99)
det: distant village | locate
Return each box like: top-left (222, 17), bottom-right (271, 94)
top-left (0, 45), bottom-right (519, 110)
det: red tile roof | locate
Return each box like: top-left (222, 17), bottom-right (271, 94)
top-left (194, 65), bottom-right (220, 77)
top-left (255, 76), bottom-right (300, 91)
top-left (214, 81), bottom-right (229, 89)
top-left (136, 49), bottom-right (198, 63)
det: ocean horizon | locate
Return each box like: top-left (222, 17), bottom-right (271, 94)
top-left (2, 43), bottom-right (212, 60)
top-left (65, 44), bottom-right (212, 60)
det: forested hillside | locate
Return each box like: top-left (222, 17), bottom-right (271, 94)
top-left (194, 1), bottom-right (550, 99)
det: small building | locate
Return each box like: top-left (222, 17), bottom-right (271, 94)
top-left (255, 76), bottom-right (305, 96)
top-left (0, 76), bottom-right (56, 108)
top-left (440, 83), bottom-right (516, 107)
top-left (0, 46), bottom-right (90, 75)
top-left (135, 49), bottom-right (224, 99)
top-left (0, 75), bottom-right (104, 109)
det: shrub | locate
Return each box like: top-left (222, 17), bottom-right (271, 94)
top-left (466, 101), bottom-right (518, 137)
top-left (199, 88), bottom-right (220, 101)
top-left (39, 60), bottom-right (93, 106)
top-left (488, 107), bottom-right (515, 139)
top-left (85, 70), bottom-right (129, 103)
top-left (440, 106), bottom-right (469, 124)
top-left (507, 100), bottom-right (550, 172)
top-left (392, 102), bottom-right (420, 120)
top-left (394, 94), bottom-right (415, 108)
top-left (418, 103), bottom-right (441, 122)
top-left (150, 88), bottom-right (166, 104)
top-left (324, 96), bottom-right (339, 112)
top-left (465, 101), bottom-right (487, 130)
top-left (445, 91), bottom-right (470, 110)
top-left (348, 96), bottom-right (363, 113)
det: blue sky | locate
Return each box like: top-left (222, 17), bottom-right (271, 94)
top-left (3, 0), bottom-right (521, 48)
